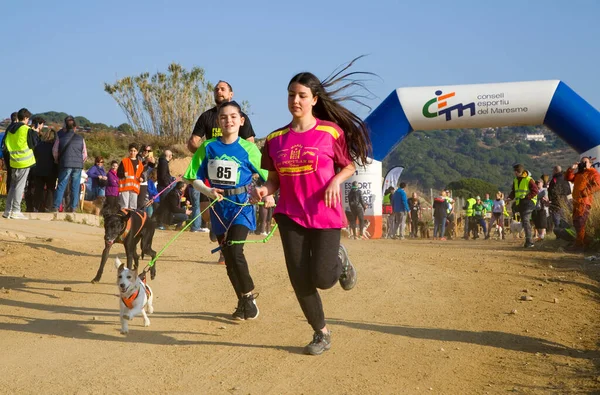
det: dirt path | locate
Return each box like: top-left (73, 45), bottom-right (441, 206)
top-left (0, 218), bottom-right (599, 394)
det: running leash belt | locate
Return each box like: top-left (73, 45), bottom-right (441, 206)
top-left (141, 197), bottom-right (275, 274)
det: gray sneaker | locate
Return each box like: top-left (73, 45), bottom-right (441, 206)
top-left (304, 331), bottom-right (332, 355)
top-left (338, 244), bottom-right (357, 291)
top-left (10, 212), bottom-right (28, 220)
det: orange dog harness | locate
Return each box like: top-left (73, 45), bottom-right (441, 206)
top-left (116, 209), bottom-right (148, 244)
top-left (121, 277), bottom-right (151, 309)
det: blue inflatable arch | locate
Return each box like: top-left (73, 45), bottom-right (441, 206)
top-left (365, 80), bottom-right (600, 165)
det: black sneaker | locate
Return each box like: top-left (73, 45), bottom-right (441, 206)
top-left (524, 241), bottom-right (535, 248)
top-left (243, 293), bottom-right (259, 320)
top-left (338, 244), bottom-right (357, 291)
top-left (209, 229), bottom-right (217, 243)
top-left (232, 299), bottom-right (245, 320)
top-left (304, 331), bottom-right (332, 355)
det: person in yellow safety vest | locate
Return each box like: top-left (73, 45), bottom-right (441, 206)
top-left (462, 195), bottom-right (476, 240)
top-left (2, 108), bottom-right (42, 220)
top-left (117, 143), bottom-right (145, 209)
top-left (382, 186), bottom-right (393, 215)
top-left (508, 164), bottom-right (539, 248)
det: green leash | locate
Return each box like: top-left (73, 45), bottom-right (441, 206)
top-left (145, 197), bottom-right (275, 269)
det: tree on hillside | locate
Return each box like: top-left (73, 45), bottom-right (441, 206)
top-left (117, 123), bottom-right (133, 134)
top-left (445, 178), bottom-right (499, 198)
top-left (104, 63), bottom-right (214, 143)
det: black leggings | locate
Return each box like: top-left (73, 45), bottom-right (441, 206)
top-left (216, 225), bottom-right (254, 299)
top-left (275, 214), bottom-right (342, 332)
top-left (349, 205), bottom-right (365, 235)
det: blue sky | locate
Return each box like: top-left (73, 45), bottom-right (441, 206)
top-left (1, 0), bottom-right (599, 138)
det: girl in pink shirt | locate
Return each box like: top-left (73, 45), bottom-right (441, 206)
top-left (255, 60), bottom-right (372, 356)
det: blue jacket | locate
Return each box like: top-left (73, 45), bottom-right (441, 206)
top-left (392, 188), bottom-right (409, 212)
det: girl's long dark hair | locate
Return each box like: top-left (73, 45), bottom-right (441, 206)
top-left (288, 56), bottom-right (374, 165)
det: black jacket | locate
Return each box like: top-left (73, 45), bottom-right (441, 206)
top-left (548, 171), bottom-right (571, 208)
top-left (32, 141), bottom-right (58, 177)
top-left (154, 188), bottom-right (186, 224)
top-left (348, 188), bottom-right (366, 210)
top-left (157, 156), bottom-right (171, 189)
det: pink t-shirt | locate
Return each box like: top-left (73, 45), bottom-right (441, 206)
top-left (261, 119), bottom-right (352, 229)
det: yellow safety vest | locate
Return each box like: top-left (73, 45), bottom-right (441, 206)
top-left (5, 125), bottom-right (35, 169)
top-left (513, 176), bottom-right (537, 205)
top-left (465, 198), bottom-right (476, 217)
top-left (383, 193), bottom-right (391, 205)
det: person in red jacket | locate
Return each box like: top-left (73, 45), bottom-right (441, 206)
top-left (564, 156), bottom-right (600, 250)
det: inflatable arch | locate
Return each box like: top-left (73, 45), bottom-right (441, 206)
top-left (365, 80), bottom-right (600, 162)
top-left (342, 80), bottom-right (600, 239)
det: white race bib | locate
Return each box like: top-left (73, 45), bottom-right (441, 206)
top-left (208, 159), bottom-right (238, 186)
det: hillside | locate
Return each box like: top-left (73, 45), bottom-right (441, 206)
top-left (382, 125), bottom-right (579, 193)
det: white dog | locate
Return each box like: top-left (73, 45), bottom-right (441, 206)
top-left (115, 257), bottom-right (154, 334)
top-left (510, 220), bottom-right (524, 239)
top-left (362, 219), bottom-right (372, 239)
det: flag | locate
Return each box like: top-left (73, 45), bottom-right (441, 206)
top-left (382, 166), bottom-right (404, 195)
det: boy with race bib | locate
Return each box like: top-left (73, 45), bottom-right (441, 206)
top-left (185, 101), bottom-right (270, 321)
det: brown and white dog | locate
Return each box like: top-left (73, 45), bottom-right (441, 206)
top-left (115, 257), bottom-right (153, 334)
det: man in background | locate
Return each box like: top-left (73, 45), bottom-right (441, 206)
top-left (391, 182), bottom-right (409, 240)
top-left (52, 116), bottom-right (87, 212)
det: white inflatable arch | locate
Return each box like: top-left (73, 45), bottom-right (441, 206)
top-left (343, 80), bottom-right (600, 239)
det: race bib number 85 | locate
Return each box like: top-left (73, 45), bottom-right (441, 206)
top-left (208, 159), bottom-right (238, 186)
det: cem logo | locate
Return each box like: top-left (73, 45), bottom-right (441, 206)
top-left (422, 90), bottom-right (476, 121)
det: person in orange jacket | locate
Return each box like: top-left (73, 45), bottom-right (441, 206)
top-left (564, 156), bottom-right (600, 249)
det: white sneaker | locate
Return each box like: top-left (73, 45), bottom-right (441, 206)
top-left (199, 228), bottom-right (210, 233)
top-left (260, 232), bottom-right (269, 236)
top-left (2, 211), bottom-right (11, 219)
top-left (9, 212), bottom-right (28, 220)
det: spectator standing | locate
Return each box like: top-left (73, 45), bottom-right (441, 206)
top-left (32, 128), bottom-right (58, 212)
top-left (117, 144), bottom-right (144, 209)
top-left (462, 194), bottom-right (476, 240)
top-left (564, 157), bottom-right (600, 250)
top-left (86, 156), bottom-right (108, 201)
top-left (347, 181), bottom-right (367, 239)
top-left (24, 116), bottom-right (44, 212)
top-left (157, 150), bottom-right (174, 193)
top-left (432, 191), bottom-right (448, 240)
top-left (1, 112), bottom-right (18, 191)
top-left (105, 160), bottom-right (120, 207)
top-left (533, 179), bottom-right (549, 241)
top-left (3, 108), bottom-right (39, 219)
top-left (384, 186), bottom-right (396, 238)
top-left (52, 116), bottom-right (87, 212)
top-left (547, 165), bottom-right (571, 229)
top-left (391, 182), bottom-right (409, 239)
top-left (407, 192), bottom-right (421, 238)
top-left (136, 144), bottom-right (156, 208)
